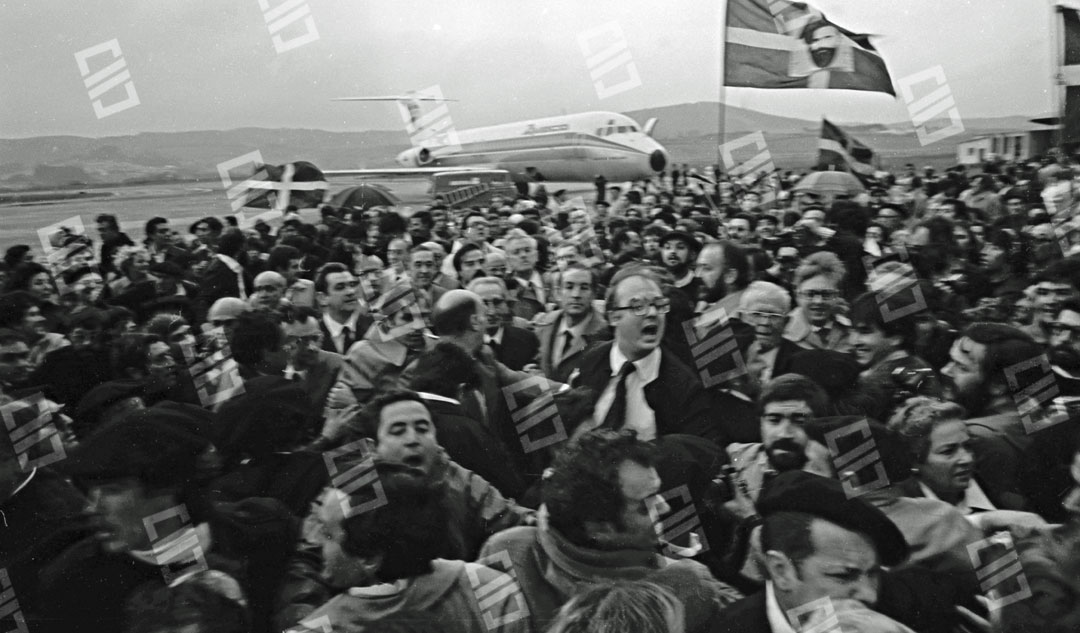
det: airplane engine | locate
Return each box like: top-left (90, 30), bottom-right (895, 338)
top-left (398, 146), bottom-right (434, 166)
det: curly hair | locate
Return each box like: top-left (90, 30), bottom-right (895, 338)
top-left (112, 244), bottom-right (150, 277)
top-left (542, 429), bottom-right (658, 548)
top-left (886, 396), bottom-right (966, 464)
top-left (794, 250), bottom-right (845, 289)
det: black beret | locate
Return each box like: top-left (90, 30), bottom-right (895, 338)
top-left (149, 261), bottom-right (186, 278)
top-left (804, 416), bottom-right (913, 487)
top-left (62, 406), bottom-right (212, 488)
top-left (758, 470), bottom-right (909, 567)
top-left (658, 230), bottom-right (702, 252)
top-left (73, 379), bottom-right (146, 438)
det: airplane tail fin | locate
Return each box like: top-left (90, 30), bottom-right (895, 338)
top-left (643, 117), bottom-right (658, 137)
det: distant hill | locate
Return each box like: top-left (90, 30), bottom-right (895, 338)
top-left (0, 102), bottom-right (1052, 189)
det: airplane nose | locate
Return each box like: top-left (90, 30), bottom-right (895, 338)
top-left (650, 149), bottom-right (667, 172)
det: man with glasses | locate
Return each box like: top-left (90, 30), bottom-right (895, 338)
top-left (783, 252), bottom-right (853, 353)
top-left (440, 211), bottom-right (505, 281)
top-left (740, 281), bottom-right (802, 388)
top-left (577, 266), bottom-right (717, 441)
top-left (467, 277), bottom-right (538, 371)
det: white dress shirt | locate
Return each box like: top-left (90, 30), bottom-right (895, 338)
top-left (764, 582), bottom-right (799, 633)
top-left (593, 344), bottom-right (661, 441)
top-left (323, 311), bottom-right (361, 354)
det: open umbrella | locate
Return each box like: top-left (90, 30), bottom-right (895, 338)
top-left (329, 183), bottom-right (401, 211)
top-left (793, 171), bottom-right (866, 197)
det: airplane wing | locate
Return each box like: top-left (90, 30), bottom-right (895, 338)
top-left (324, 166), bottom-right (499, 178)
top-left (332, 96), bottom-right (457, 102)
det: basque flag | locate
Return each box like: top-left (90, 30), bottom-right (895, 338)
top-left (724, 0), bottom-right (894, 95)
top-left (816, 119), bottom-right (876, 180)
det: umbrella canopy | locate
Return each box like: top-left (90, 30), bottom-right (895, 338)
top-left (793, 171), bottom-right (866, 197)
top-left (329, 183), bottom-right (401, 211)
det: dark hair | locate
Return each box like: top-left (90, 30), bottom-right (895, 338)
top-left (7, 262), bottom-right (52, 294)
top-left (378, 212), bottom-right (408, 238)
top-left (111, 333), bottom-right (166, 378)
top-left (705, 241), bottom-right (751, 292)
top-left (760, 374), bottom-right (829, 418)
top-left (314, 262), bottom-right (351, 294)
top-left (761, 511), bottom-right (816, 568)
top-left (95, 214), bottom-right (120, 231)
top-left (611, 229), bottom-right (639, 254)
top-left (0, 291), bottom-right (38, 328)
top-left (230, 310), bottom-right (283, 367)
top-left (850, 290), bottom-right (919, 352)
top-left (190, 216), bottom-right (224, 235)
top-left (3, 245), bottom-right (31, 270)
top-left (340, 462), bottom-right (449, 582)
top-left (268, 245), bottom-right (302, 274)
top-left (145, 217), bottom-right (169, 241)
top-left (279, 304), bottom-right (321, 325)
top-left (732, 213), bottom-right (758, 232)
top-left (451, 243), bottom-right (483, 274)
top-left (411, 210), bottom-right (434, 229)
top-left (960, 322), bottom-right (1044, 392)
top-left (406, 343), bottom-right (482, 397)
top-left (216, 230), bottom-right (245, 259)
top-left (543, 429), bottom-right (658, 548)
top-left (358, 390), bottom-right (431, 439)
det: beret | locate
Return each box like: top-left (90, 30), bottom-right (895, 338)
top-left (73, 379), bottom-right (146, 437)
top-left (658, 230), bottom-right (702, 252)
top-left (62, 405), bottom-right (212, 488)
top-left (758, 470), bottom-right (909, 567)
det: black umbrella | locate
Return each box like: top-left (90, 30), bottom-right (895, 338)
top-left (329, 183), bottom-right (401, 211)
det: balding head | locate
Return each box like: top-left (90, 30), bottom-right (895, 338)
top-left (432, 289), bottom-right (484, 343)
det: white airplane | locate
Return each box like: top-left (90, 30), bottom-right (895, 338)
top-left (326, 95), bottom-right (669, 183)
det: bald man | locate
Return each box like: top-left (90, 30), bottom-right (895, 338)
top-left (402, 289), bottom-right (564, 486)
top-left (250, 270), bottom-right (287, 311)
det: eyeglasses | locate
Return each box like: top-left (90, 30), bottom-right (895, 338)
top-left (467, 221), bottom-right (489, 228)
top-left (611, 297), bottom-right (671, 316)
top-left (284, 334), bottom-right (323, 347)
top-left (798, 289), bottom-right (839, 300)
top-left (743, 310), bottom-right (786, 324)
top-left (255, 285), bottom-right (282, 293)
top-left (482, 297), bottom-right (507, 307)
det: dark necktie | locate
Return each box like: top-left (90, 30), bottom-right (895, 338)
top-left (601, 361), bottom-right (636, 430)
top-left (341, 325), bottom-right (353, 353)
top-left (557, 330), bottom-right (575, 366)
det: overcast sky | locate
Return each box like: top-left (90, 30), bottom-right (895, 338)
top-left (0, 0), bottom-right (1059, 139)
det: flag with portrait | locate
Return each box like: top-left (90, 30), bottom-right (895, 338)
top-left (724, 0), bottom-right (894, 95)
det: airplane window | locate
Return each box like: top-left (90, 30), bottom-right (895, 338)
top-left (596, 128), bottom-right (603, 136)
top-left (617, 126), bottom-right (628, 133)
top-left (630, 126), bottom-right (639, 132)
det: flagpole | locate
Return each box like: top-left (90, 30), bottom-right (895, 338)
top-left (1056, 1), bottom-right (1068, 160)
top-left (718, 0), bottom-right (728, 204)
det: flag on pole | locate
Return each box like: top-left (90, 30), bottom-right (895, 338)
top-left (816, 119), bottom-right (876, 182)
top-left (724, 0), bottom-right (894, 95)
top-left (1058, 2), bottom-right (1080, 144)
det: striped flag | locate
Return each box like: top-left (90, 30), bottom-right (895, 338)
top-left (1059, 2), bottom-right (1080, 144)
top-left (724, 0), bottom-right (894, 95)
top-left (816, 119), bottom-right (876, 181)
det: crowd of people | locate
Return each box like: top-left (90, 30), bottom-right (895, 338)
top-left (3, 156), bottom-right (1080, 633)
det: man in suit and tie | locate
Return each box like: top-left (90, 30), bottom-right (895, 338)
top-left (504, 230), bottom-right (549, 321)
top-left (576, 265), bottom-right (718, 442)
top-left (739, 281), bottom-right (804, 388)
top-left (196, 230), bottom-right (251, 323)
top-left (315, 263), bottom-right (373, 355)
top-left (535, 263), bottom-right (610, 383)
top-left (407, 245), bottom-right (446, 325)
top-left (281, 305), bottom-right (345, 412)
top-left (467, 276), bottom-right (539, 371)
